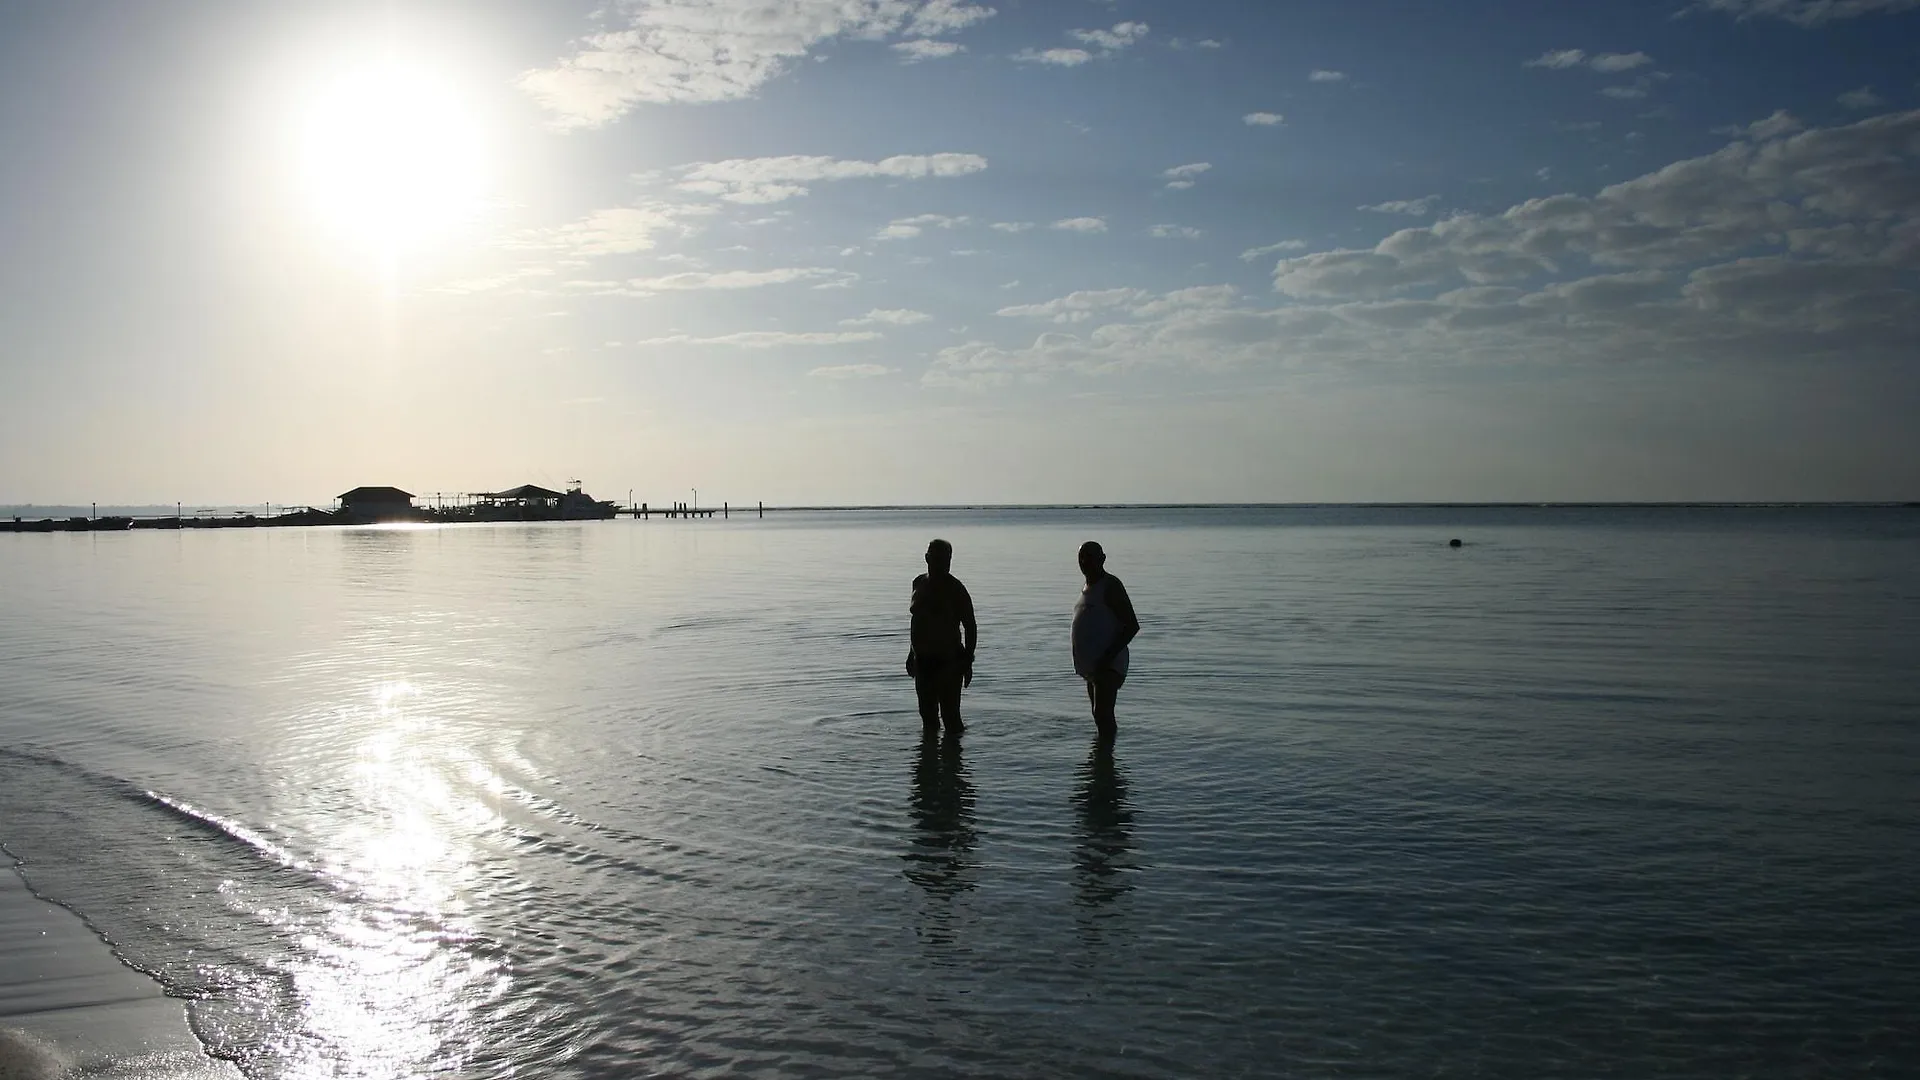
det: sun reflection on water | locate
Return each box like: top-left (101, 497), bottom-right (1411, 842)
top-left (265, 678), bottom-right (512, 1076)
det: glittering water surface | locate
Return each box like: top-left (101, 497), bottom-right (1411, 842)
top-left (2, 508), bottom-right (1917, 1078)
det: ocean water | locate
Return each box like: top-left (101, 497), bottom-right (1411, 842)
top-left (2, 507), bottom-right (1916, 1078)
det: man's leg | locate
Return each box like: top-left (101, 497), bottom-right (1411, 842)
top-left (915, 675), bottom-right (941, 729)
top-left (1091, 670), bottom-right (1121, 738)
top-left (939, 669), bottom-right (964, 732)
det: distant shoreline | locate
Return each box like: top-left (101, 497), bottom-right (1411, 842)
top-left (4, 500), bottom-right (1918, 517)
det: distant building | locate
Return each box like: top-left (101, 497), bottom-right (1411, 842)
top-left (486, 484), bottom-right (566, 510)
top-left (337, 486), bottom-right (416, 523)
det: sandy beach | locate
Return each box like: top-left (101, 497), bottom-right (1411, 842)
top-left (0, 855), bottom-right (238, 1080)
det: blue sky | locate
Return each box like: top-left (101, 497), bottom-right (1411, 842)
top-left (1, 0), bottom-right (1916, 504)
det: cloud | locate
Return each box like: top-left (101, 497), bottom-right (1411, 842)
top-left (1016, 20), bottom-right (1146, 65)
top-left (1744, 109), bottom-right (1805, 140)
top-left (1069, 22), bottom-right (1149, 50)
top-left (893, 39), bottom-right (965, 61)
top-left (921, 109), bottom-right (1920, 389)
top-left (1243, 112), bottom-right (1285, 126)
top-left (1162, 162), bottom-right (1212, 189)
top-left (634, 331), bottom-right (883, 348)
top-left (1149, 224), bottom-right (1204, 239)
top-left (1360, 195), bottom-right (1441, 216)
top-left (874, 213), bottom-right (969, 240)
top-left (1241, 239), bottom-right (1308, 262)
top-left (1600, 74), bottom-right (1668, 100)
top-left (1309, 69), bottom-right (1347, 82)
top-left (1685, 0), bottom-right (1920, 26)
top-left (910, 0), bottom-right (996, 34)
top-left (1591, 51), bottom-right (1653, 72)
top-left (808, 363), bottom-right (894, 378)
top-left (534, 203), bottom-right (717, 256)
top-left (519, 1), bottom-right (998, 127)
top-left (990, 221), bottom-right (1035, 233)
top-left (997, 288), bottom-right (1148, 322)
top-left (1838, 86), bottom-right (1885, 110)
top-left (671, 153), bottom-right (987, 203)
top-left (1266, 108), bottom-right (1920, 301)
top-left (618, 267), bottom-right (849, 294)
top-left (1528, 49), bottom-right (1655, 73)
top-left (1051, 217), bottom-right (1109, 233)
top-left (1526, 49), bottom-right (1588, 69)
top-left (1014, 47), bottom-right (1092, 66)
top-left (840, 308), bottom-right (933, 325)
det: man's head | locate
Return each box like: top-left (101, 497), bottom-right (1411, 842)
top-left (926, 538), bottom-right (953, 574)
top-left (1078, 540), bottom-right (1106, 578)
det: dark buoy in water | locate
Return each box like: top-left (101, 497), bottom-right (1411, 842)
top-left (1448, 538), bottom-right (1462, 548)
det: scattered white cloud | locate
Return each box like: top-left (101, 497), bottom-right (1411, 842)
top-left (1526, 49), bottom-right (1589, 69)
top-left (1309, 69), bottom-right (1347, 82)
top-left (1685, 0), bottom-right (1920, 26)
top-left (1149, 224), bottom-right (1204, 239)
top-left (1014, 47), bottom-right (1092, 66)
top-left (620, 267), bottom-right (848, 294)
top-left (1162, 162), bottom-right (1212, 189)
top-left (1241, 239), bottom-right (1308, 262)
top-left (1243, 111), bottom-right (1285, 126)
top-left (1601, 76), bottom-right (1663, 100)
top-left (893, 39), bottom-right (965, 62)
top-left (990, 221), bottom-right (1035, 233)
top-left (634, 331), bottom-right (882, 348)
top-left (535, 203), bottom-right (717, 256)
top-left (925, 109), bottom-right (1920, 389)
top-left (997, 288), bottom-right (1149, 323)
top-left (1528, 49), bottom-right (1655, 73)
top-left (520, 1), bottom-right (999, 127)
top-left (1592, 51), bottom-right (1654, 72)
top-left (672, 153), bottom-right (987, 203)
top-left (1017, 20), bottom-right (1146, 65)
top-left (910, 0), bottom-right (996, 35)
top-left (1744, 109), bottom-right (1805, 140)
top-left (1069, 22), bottom-right (1149, 51)
top-left (875, 213), bottom-right (969, 240)
top-left (840, 308), bottom-right (933, 326)
top-left (1360, 195), bottom-right (1441, 216)
top-left (1838, 86), bottom-right (1885, 110)
top-left (809, 363), bottom-right (895, 378)
top-left (1051, 217), bottom-right (1109, 233)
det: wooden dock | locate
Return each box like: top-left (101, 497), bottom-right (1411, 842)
top-left (3, 500), bottom-right (764, 533)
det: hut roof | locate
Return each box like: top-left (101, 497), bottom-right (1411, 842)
top-left (489, 484), bottom-right (566, 500)
top-left (338, 486), bottom-right (414, 502)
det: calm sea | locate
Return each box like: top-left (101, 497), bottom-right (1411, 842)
top-left (2, 507), bottom-right (1916, 1078)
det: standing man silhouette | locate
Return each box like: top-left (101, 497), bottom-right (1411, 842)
top-left (1072, 541), bottom-right (1140, 739)
top-left (907, 539), bottom-right (977, 733)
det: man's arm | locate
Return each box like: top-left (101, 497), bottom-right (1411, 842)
top-left (958, 581), bottom-right (978, 659)
top-left (1101, 577), bottom-right (1140, 668)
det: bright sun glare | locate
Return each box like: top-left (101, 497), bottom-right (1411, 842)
top-left (295, 62), bottom-right (488, 259)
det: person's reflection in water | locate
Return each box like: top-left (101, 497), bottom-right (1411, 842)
top-left (1071, 737), bottom-right (1136, 914)
top-left (903, 729), bottom-right (977, 952)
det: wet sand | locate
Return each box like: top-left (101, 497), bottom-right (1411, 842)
top-left (0, 856), bottom-right (239, 1080)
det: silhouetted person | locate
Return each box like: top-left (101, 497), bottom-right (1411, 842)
top-left (1072, 541), bottom-right (1139, 739)
top-left (906, 538), bottom-right (976, 732)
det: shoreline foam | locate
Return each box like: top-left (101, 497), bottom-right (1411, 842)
top-left (0, 855), bottom-right (240, 1080)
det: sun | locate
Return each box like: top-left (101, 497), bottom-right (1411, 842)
top-left (294, 61), bottom-right (488, 260)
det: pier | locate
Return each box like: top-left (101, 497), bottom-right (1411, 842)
top-left (2, 491), bottom-right (765, 533)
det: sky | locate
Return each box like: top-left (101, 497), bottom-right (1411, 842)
top-left (1, 0), bottom-right (1916, 506)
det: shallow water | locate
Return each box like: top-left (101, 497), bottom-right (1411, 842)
top-left (2, 507), bottom-right (1917, 1077)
